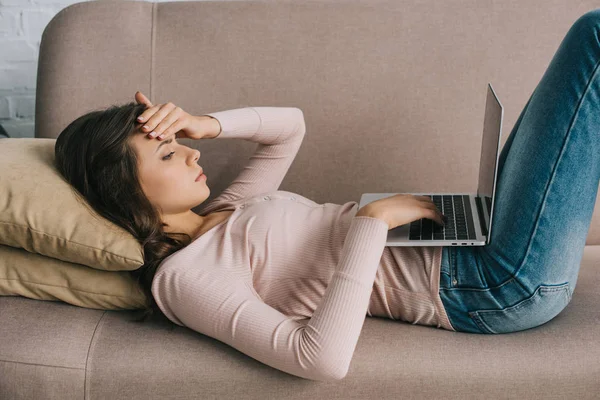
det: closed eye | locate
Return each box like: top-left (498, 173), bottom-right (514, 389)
top-left (162, 151), bottom-right (175, 161)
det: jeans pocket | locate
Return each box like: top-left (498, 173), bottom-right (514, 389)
top-left (468, 282), bottom-right (572, 334)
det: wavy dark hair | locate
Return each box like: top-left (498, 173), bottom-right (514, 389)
top-left (54, 101), bottom-right (192, 327)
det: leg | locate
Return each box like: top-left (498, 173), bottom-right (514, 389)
top-left (440, 9), bottom-right (600, 334)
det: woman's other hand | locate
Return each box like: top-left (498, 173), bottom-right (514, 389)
top-left (356, 194), bottom-right (446, 230)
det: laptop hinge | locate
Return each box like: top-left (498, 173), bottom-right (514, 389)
top-left (474, 195), bottom-right (488, 237)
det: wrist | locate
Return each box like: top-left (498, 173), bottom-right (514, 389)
top-left (197, 115), bottom-right (221, 139)
top-left (356, 205), bottom-right (381, 219)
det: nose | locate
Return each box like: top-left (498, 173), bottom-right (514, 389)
top-left (190, 148), bottom-right (200, 164)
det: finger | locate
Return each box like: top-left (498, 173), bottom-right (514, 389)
top-left (417, 197), bottom-right (435, 207)
top-left (135, 91), bottom-right (153, 107)
top-left (416, 195), bottom-right (441, 211)
top-left (424, 201), bottom-right (442, 212)
top-left (415, 195), bottom-right (433, 203)
top-left (156, 114), bottom-right (185, 139)
top-left (143, 103), bottom-right (176, 133)
top-left (137, 103), bottom-right (162, 127)
top-left (423, 203), bottom-right (438, 212)
top-left (428, 209), bottom-right (445, 226)
top-left (429, 205), bottom-right (446, 221)
top-left (152, 106), bottom-right (183, 138)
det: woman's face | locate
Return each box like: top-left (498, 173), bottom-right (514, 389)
top-left (130, 131), bottom-right (210, 216)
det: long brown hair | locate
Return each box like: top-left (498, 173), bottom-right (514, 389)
top-left (54, 101), bottom-right (192, 327)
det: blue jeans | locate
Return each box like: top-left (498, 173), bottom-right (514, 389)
top-left (439, 9), bottom-right (600, 334)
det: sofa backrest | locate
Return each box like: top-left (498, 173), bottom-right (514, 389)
top-left (35, 0), bottom-right (600, 244)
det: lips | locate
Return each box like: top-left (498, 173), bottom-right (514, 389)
top-left (195, 169), bottom-right (204, 181)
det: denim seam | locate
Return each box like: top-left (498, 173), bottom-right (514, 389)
top-left (439, 267), bottom-right (571, 294)
top-left (474, 249), bottom-right (488, 288)
top-left (480, 283), bottom-right (569, 313)
top-left (450, 246), bottom-right (457, 287)
top-left (469, 313), bottom-right (494, 334)
top-left (449, 247), bottom-right (488, 288)
top-left (467, 282), bottom-right (570, 334)
top-left (510, 55), bottom-right (600, 284)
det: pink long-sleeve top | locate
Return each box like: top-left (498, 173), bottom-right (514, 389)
top-left (151, 106), bottom-right (455, 382)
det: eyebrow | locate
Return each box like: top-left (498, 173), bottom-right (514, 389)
top-left (154, 137), bottom-right (173, 154)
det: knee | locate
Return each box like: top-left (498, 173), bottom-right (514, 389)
top-left (571, 8), bottom-right (600, 37)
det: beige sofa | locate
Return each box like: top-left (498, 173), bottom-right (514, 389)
top-left (2, 0), bottom-right (599, 398)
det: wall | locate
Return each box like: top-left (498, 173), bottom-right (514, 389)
top-left (0, 0), bottom-right (191, 139)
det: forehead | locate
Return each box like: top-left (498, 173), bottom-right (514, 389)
top-left (132, 130), bottom-right (161, 157)
top-left (131, 130), bottom-right (180, 158)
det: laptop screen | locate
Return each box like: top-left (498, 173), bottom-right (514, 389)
top-left (476, 83), bottom-right (503, 242)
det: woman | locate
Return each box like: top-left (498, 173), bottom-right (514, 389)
top-left (53, 10), bottom-right (599, 381)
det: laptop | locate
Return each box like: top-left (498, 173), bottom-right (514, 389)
top-left (358, 83), bottom-right (503, 247)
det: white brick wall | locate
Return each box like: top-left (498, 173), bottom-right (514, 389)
top-left (0, 0), bottom-right (189, 139)
top-left (0, 0), bottom-right (76, 138)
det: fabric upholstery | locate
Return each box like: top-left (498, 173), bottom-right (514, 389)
top-left (1, 246), bottom-right (598, 399)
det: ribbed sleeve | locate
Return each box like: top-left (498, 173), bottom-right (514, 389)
top-left (151, 215), bottom-right (389, 382)
top-left (202, 106), bottom-right (304, 143)
top-left (303, 216), bottom-right (390, 378)
top-left (198, 107), bottom-right (305, 214)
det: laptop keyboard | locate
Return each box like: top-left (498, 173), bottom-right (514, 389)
top-left (408, 195), bottom-right (477, 241)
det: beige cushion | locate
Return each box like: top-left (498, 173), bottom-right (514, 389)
top-left (0, 138), bottom-right (144, 271)
top-left (0, 244), bottom-right (146, 310)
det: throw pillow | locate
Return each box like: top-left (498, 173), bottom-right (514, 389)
top-left (0, 243), bottom-right (146, 310)
top-left (0, 138), bottom-right (144, 271)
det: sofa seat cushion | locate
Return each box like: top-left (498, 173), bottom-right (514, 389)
top-left (1, 246), bottom-right (598, 398)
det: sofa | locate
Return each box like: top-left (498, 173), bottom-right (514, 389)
top-left (1, 0), bottom-right (599, 398)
